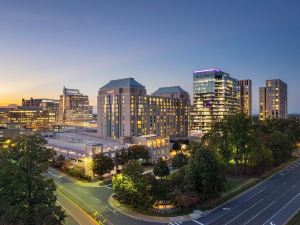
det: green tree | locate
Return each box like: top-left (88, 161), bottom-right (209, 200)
top-left (0, 133), bottom-right (65, 225)
top-left (52, 155), bottom-right (66, 169)
top-left (185, 144), bottom-right (225, 200)
top-left (172, 142), bottom-right (181, 152)
top-left (122, 160), bottom-right (144, 179)
top-left (115, 148), bottom-right (129, 166)
top-left (172, 153), bottom-right (188, 169)
top-left (266, 131), bottom-right (293, 165)
top-left (153, 158), bottom-right (170, 180)
top-left (204, 113), bottom-right (252, 172)
top-left (127, 145), bottom-right (149, 161)
top-left (92, 153), bottom-right (114, 177)
top-left (112, 160), bottom-right (152, 208)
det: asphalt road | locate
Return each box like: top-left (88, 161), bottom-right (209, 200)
top-left (47, 170), bottom-right (162, 225)
top-left (48, 159), bottom-right (300, 225)
top-left (57, 190), bottom-right (97, 225)
top-left (184, 158), bottom-right (300, 225)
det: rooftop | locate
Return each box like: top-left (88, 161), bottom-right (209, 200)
top-left (101, 78), bottom-right (145, 89)
top-left (63, 87), bottom-right (82, 96)
top-left (151, 86), bottom-right (188, 96)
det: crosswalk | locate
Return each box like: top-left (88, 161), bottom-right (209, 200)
top-left (168, 222), bottom-right (182, 225)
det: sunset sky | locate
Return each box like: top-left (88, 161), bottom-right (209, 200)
top-left (0, 0), bottom-right (299, 113)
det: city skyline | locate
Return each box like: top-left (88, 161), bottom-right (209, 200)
top-left (0, 0), bottom-right (300, 113)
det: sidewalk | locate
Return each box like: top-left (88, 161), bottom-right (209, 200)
top-left (108, 195), bottom-right (205, 224)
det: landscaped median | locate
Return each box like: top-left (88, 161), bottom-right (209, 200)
top-left (108, 194), bottom-right (204, 224)
top-left (107, 156), bottom-right (299, 223)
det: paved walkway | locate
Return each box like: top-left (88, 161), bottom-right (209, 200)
top-left (108, 195), bottom-right (204, 224)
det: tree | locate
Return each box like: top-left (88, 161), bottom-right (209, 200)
top-left (153, 158), bottom-right (170, 180)
top-left (115, 148), bottom-right (129, 166)
top-left (204, 113), bottom-right (252, 172)
top-left (0, 133), bottom-right (65, 225)
top-left (266, 131), bottom-right (293, 165)
top-left (172, 142), bottom-right (181, 152)
top-left (127, 145), bottom-right (149, 161)
top-left (112, 160), bottom-right (152, 208)
top-left (172, 153), bottom-right (188, 169)
top-left (52, 155), bottom-right (66, 169)
top-left (122, 160), bottom-right (144, 179)
top-left (185, 144), bottom-right (225, 200)
top-left (92, 153), bottom-right (114, 177)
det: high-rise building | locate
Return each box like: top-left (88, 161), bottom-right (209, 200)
top-left (238, 80), bottom-right (252, 116)
top-left (259, 79), bottom-right (287, 120)
top-left (190, 69), bottom-right (240, 135)
top-left (97, 78), bottom-right (189, 139)
top-left (59, 87), bottom-right (93, 125)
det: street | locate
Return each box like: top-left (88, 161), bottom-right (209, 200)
top-left (185, 159), bottom-right (300, 225)
top-left (48, 159), bottom-right (300, 225)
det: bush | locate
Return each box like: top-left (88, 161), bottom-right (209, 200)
top-left (67, 166), bottom-right (91, 181)
top-left (172, 153), bottom-right (188, 169)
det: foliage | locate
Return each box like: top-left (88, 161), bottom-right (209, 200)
top-left (122, 160), bottom-right (144, 179)
top-left (115, 148), bottom-right (128, 166)
top-left (153, 158), bottom-right (170, 180)
top-left (67, 166), bottom-right (91, 181)
top-left (172, 142), bottom-right (181, 151)
top-left (92, 153), bottom-right (114, 177)
top-left (0, 133), bottom-right (65, 225)
top-left (266, 131), bottom-right (293, 165)
top-left (127, 145), bottom-right (150, 161)
top-left (115, 145), bottom-right (149, 166)
top-left (52, 155), bottom-right (66, 169)
top-left (172, 153), bottom-right (188, 169)
top-left (112, 160), bottom-right (152, 208)
top-left (204, 113), bottom-right (299, 175)
top-left (184, 144), bottom-right (225, 200)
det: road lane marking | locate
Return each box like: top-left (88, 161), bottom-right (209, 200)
top-left (57, 195), bottom-right (99, 225)
top-left (243, 201), bottom-right (275, 225)
top-left (57, 201), bottom-right (82, 225)
top-left (192, 220), bottom-right (204, 225)
top-left (224, 199), bottom-right (264, 225)
top-left (262, 192), bottom-right (300, 225)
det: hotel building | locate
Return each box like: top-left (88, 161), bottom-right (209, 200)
top-left (259, 79), bottom-right (287, 120)
top-left (190, 69), bottom-right (240, 135)
top-left (97, 78), bottom-right (190, 139)
top-left (59, 87), bottom-right (93, 126)
top-left (238, 79), bottom-right (252, 116)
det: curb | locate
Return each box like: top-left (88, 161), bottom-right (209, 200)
top-left (108, 195), bottom-right (203, 224)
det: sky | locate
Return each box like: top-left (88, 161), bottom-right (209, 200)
top-left (0, 0), bottom-right (299, 113)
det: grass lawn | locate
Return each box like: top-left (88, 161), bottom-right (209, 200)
top-left (287, 210), bottom-right (300, 225)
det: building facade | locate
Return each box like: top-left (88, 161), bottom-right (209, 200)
top-left (22, 98), bottom-right (59, 112)
top-left (259, 79), bottom-right (287, 120)
top-left (97, 78), bottom-right (189, 139)
top-left (190, 69), bottom-right (240, 135)
top-left (59, 87), bottom-right (93, 126)
top-left (7, 109), bottom-right (57, 130)
top-left (238, 79), bottom-right (252, 116)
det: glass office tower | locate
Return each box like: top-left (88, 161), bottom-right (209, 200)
top-left (190, 69), bottom-right (240, 135)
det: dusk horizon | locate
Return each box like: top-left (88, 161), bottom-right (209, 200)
top-left (1, 0), bottom-right (300, 114)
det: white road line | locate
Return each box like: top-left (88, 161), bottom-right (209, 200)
top-left (224, 199), bottom-right (264, 225)
top-left (243, 201), bottom-right (275, 225)
top-left (262, 192), bottom-right (300, 225)
top-left (192, 219), bottom-right (204, 225)
top-left (57, 201), bottom-right (82, 225)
